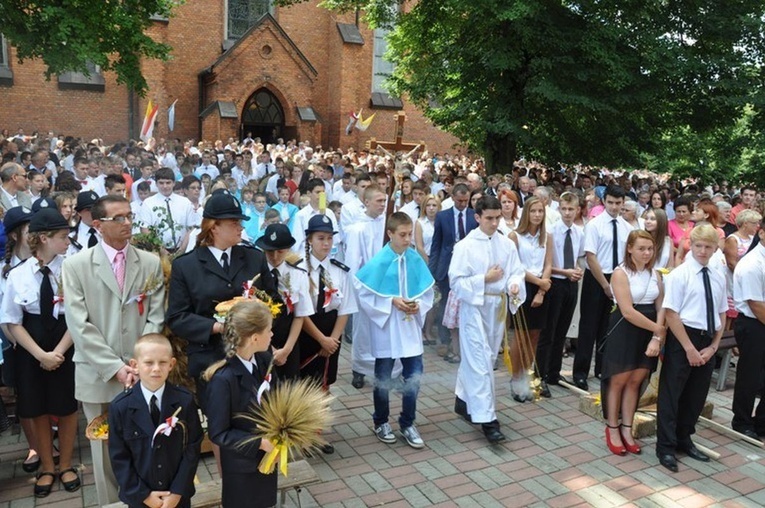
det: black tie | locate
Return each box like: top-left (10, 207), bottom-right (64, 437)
top-left (39, 266), bottom-right (55, 329)
top-left (88, 227), bottom-right (98, 248)
top-left (317, 265), bottom-right (326, 314)
top-left (701, 267), bottom-right (715, 336)
top-left (150, 395), bottom-right (160, 427)
top-left (611, 219), bottom-right (619, 270)
top-left (564, 228), bottom-right (575, 269)
top-left (272, 268), bottom-right (279, 288)
top-left (221, 252), bottom-right (230, 273)
top-left (458, 211), bottom-right (466, 240)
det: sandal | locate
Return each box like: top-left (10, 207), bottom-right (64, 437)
top-left (447, 354), bottom-right (461, 364)
top-left (34, 471), bottom-right (56, 498)
top-left (443, 352), bottom-right (456, 362)
top-left (59, 467), bottom-right (81, 492)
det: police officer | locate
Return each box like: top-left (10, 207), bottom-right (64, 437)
top-left (166, 190), bottom-right (274, 411)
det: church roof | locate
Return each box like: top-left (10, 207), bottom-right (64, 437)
top-left (204, 13), bottom-right (317, 77)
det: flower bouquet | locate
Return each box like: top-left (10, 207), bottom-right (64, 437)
top-left (238, 378), bottom-right (333, 477)
top-left (86, 413), bottom-right (109, 441)
top-left (214, 274), bottom-right (282, 322)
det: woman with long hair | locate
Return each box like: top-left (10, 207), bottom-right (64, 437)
top-left (675, 200), bottom-right (724, 265)
top-left (497, 189), bottom-right (520, 235)
top-left (508, 197), bottom-right (552, 402)
top-left (644, 208), bottom-right (675, 269)
top-left (650, 191), bottom-right (666, 212)
top-left (601, 230), bottom-right (664, 456)
top-left (414, 194), bottom-right (441, 345)
top-left (1, 210), bottom-right (80, 496)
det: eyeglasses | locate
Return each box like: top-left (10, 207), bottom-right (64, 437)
top-left (100, 213), bottom-right (135, 224)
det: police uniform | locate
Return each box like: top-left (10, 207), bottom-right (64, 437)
top-left (298, 215), bottom-right (357, 386)
top-left (206, 351), bottom-right (278, 508)
top-left (68, 191), bottom-right (101, 255)
top-left (256, 223), bottom-right (314, 380)
top-left (108, 382), bottom-right (203, 508)
top-left (166, 190), bottom-right (274, 411)
top-left (0, 209), bottom-right (75, 419)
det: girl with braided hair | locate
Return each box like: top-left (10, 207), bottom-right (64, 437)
top-left (203, 299), bottom-right (279, 508)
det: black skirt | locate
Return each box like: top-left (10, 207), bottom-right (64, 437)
top-left (517, 281), bottom-right (550, 330)
top-left (15, 312), bottom-right (76, 418)
top-left (299, 309), bottom-right (340, 386)
top-left (601, 304), bottom-right (659, 381)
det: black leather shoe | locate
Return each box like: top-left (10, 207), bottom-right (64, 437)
top-left (320, 443), bottom-right (335, 455)
top-left (679, 444), bottom-right (710, 462)
top-left (34, 471), bottom-right (56, 498)
top-left (573, 378), bottom-right (589, 391)
top-left (454, 397), bottom-right (473, 424)
top-left (658, 454), bottom-right (678, 472)
top-left (482, 423), bottom-right (506, 444)
top-left (351, 372), bottom-right (365, 389)
top-left (733, 428), bottom-right (762, 441)
top-left (22, 454), bottom-right (40, 473)
top-left (540, 380), bottom-right (552, 398)
top-left (546, 376), bottom-right (567, 386)
top-left (59, 467), bottom-right (81, 492)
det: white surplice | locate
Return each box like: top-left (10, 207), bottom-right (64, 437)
top-left (449, 228), bottom-right (526, 423)
top-left (354, 252), bottom-right (434, 359)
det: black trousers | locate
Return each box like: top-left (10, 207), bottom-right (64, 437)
top-left (572, 270), bottom-right (612, 381)
top-left (732, 316), bottom-right (765, 432)
top-left (537, 277), bottom-right (578, 382)
top-left (656, 326), bottom-right (714, 455)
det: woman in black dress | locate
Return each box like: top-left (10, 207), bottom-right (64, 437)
top-left (602, 230), bottom-right (665, 455)
top-left (1, 209), bottom-right (80, 497)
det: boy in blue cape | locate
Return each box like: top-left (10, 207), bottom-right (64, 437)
top-left (354, 212), bottom-right (434, 449)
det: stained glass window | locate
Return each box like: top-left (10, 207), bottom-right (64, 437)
top-left (228, 0), bottom-right (272, 39)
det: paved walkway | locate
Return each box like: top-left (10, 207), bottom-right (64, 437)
top-left (1, 344), bottom-right (764, 507)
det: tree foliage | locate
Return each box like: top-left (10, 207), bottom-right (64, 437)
top-left (0, 0), bottom-right (181, 95)
top-left (280, 0), bottom-right (765, 174)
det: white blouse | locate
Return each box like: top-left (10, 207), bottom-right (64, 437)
top-left (516, 231), bottom-right (547, 278)
top-left (613, 267), bottom-right (659, 305)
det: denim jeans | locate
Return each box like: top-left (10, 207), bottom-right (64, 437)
top-left (373, 355), bottom-right (423, 429)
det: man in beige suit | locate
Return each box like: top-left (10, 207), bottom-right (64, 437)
top-left (0, 162), bottom-right (32, 212)
top-left (63, 195), bottom-right (165, 506)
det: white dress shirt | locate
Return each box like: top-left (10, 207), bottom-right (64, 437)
top-left (733, 242), bottom-right (765, 319)
top-left (139, 193), bottom-right (198, 249)
top-left (550, 221), bottom-right (584, 279)
top-left (140, 383), bottom-right (166, 414)
top-left (1, 256), bottom-right (65, 322)
top-left (663, 255), bottom-right (727, 331)
top-left (583, 210), bottom-right (634, 274)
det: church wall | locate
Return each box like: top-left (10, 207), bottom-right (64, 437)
top-left (0, 0), bottom-right (460, 154)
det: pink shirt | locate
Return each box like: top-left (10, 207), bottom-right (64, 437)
top-left (668, 219), bottom-right (694, 248)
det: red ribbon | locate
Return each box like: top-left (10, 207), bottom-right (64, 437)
top-left (283, 292), bottom-right (294, 314)
top-left (323, 287), bottom-right (338, 308)
top-left (136, 294), bottom-right (145, 315)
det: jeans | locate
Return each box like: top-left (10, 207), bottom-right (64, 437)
top-left (373, 355), bottom-right (423, 429)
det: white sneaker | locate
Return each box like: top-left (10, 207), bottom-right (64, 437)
top-left (401, 425), bottom-right (425, 449)
top-left (374, 423), bottom-right (397, 444)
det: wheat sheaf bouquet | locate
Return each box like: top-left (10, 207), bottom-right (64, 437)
top-left (238, 378), bottom-right (333, 477)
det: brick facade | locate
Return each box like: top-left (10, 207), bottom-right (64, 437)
top-left (0, 1), bottom-right (459, 154)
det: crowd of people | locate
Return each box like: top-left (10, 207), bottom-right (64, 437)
top-left (0, 129), bottom-right (764, 506)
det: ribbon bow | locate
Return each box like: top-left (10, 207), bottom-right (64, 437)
top-left (127, 293), bottom-right (147, 315)
top-left (282, 292), bottom-right (294, 314)
top-left (151, 407), bottom-right (182, 447)
top-left (52, 295), bottom-right (64, 319)
top-left (259, 440), bottom-right (289, 476)
top-left (257, 372), bottom-right (272, 405)
top-left (323, 287), bottom-right (339, 309)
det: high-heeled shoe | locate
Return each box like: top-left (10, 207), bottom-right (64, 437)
top-left (605, 425), bottom-right (626, 456)
top-left (620, 424), bottom-right (641, 454)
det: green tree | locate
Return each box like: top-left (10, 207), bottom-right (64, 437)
top-left (281, 0), bottom-right (765, 173)
top-left (0, 0), bottom-right (181, 95)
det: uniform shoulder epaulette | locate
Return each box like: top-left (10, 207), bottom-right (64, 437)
top-left (173, 249), bottom-right (193, 260)
top-left (287, 259), bottom-right (307, 272)
top-left (239, 240), bottom-right (256, 249)
top-left (330, 259), bottom-right (350, 272)
top-left (69, 238), bottom-right (83, 251)
top-left (3, 258), bottom-right (29, 277)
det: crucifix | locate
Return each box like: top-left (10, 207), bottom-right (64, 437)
top-left (368, 111), bottom-right (425, 165)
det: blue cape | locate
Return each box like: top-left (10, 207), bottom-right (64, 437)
top-left (355, 244), bottom-right (434, 299)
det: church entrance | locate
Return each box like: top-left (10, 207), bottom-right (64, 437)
top-left (240, 88), bottom-right (284, 144)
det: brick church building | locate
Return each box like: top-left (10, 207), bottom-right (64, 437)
top-left (0, 0), bottom-right (458, 153)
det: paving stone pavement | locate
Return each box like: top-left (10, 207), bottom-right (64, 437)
top-left (1, 343), bottom-right (764, 507)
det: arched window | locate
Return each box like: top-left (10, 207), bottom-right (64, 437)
top-left (242, 89), bottom-right (284, 125)
top-left (227, 0), bottom-right (273, 39)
